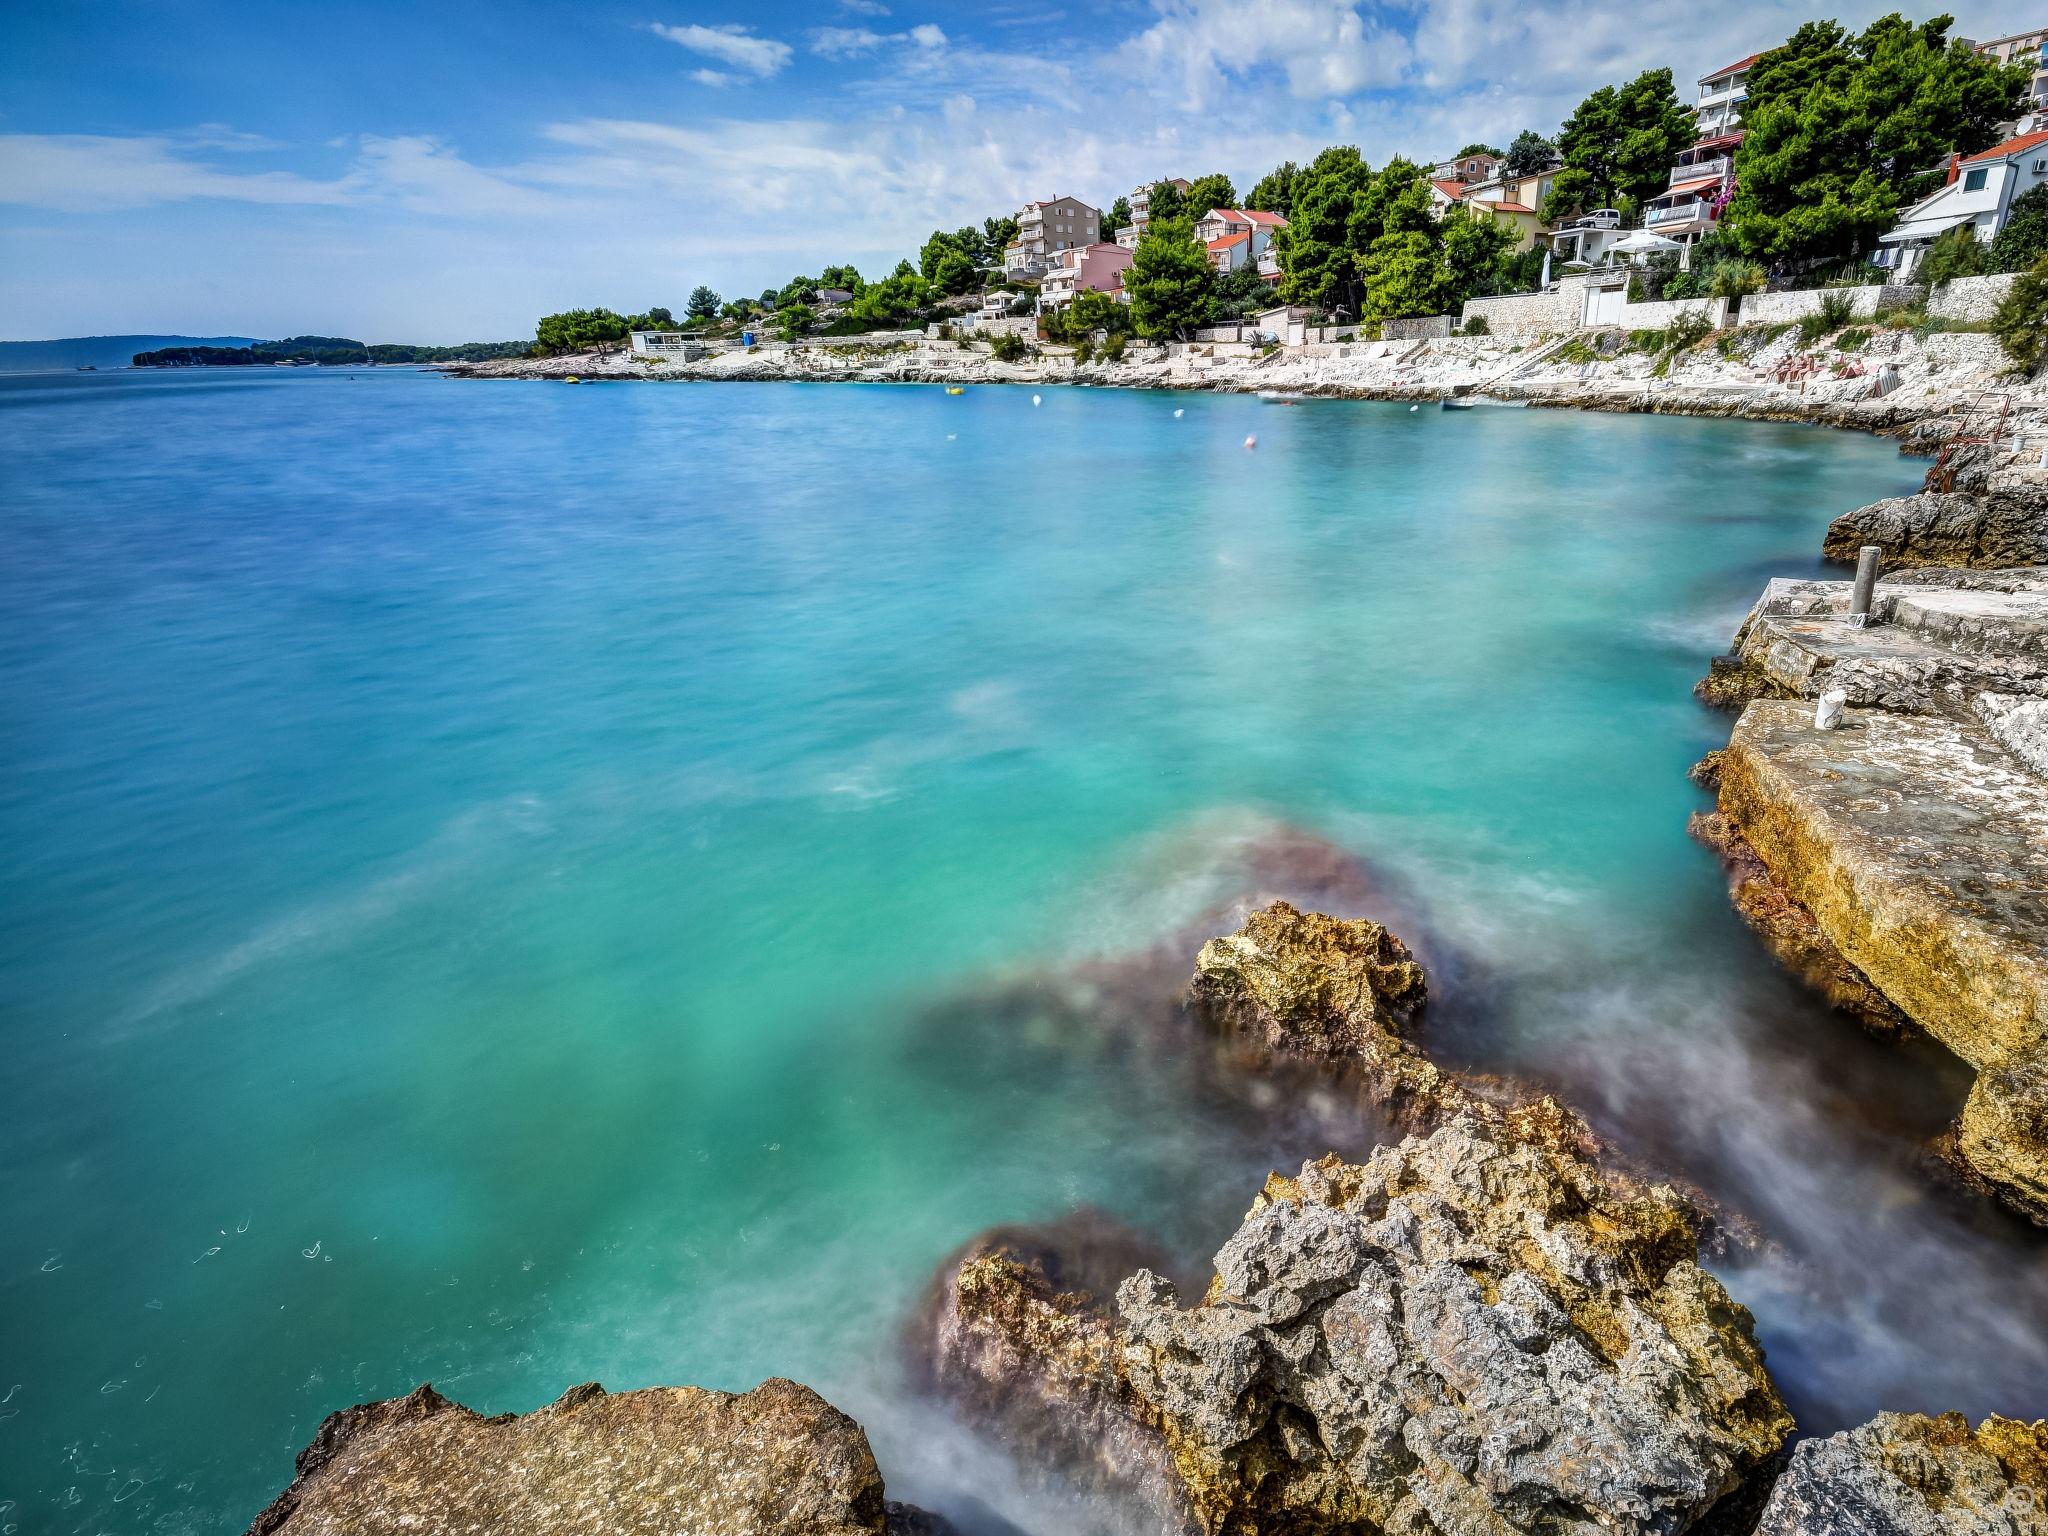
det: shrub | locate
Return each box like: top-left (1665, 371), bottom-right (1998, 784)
top-left (1554, 338), bottom-right (1600, 365)
top-left (1102, 333), bottom-right (1127, 362)
top-left (1992, 256), bottom-right (2048, 374)
top-left (1917, 225), bottom-right (1987, 287)
top-left (1072, 337), bottom-right (1096, 365)
top-left (988, 332), bottom-right (1027, 363)
top-left (1664, 307), bottom-right (1715, 353)
top-left (1461, 314), bottom-right (1491, 336)
top-left (1991, 186), bottom-right (2048, 272)
top-left (1835, 326), bottom-right (1872, 352)
top-left (1627, 328), bottom-right (1668, 354)
top-left (1707, 260), bottom-right (1766, 298)
top-left (1797, 291), bottom-right (1858, 345)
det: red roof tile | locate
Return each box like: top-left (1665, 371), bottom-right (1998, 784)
top-left (1700, 52), bottom-right (1763, 82)
top-left (1431, 179), bottom-right (1469, 201)
top-left (1963, 128), bottom-right (2048, 164)
top-left (1206, 233), bottom-right (1250, 251)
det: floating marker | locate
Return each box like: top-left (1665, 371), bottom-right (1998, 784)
top-left (1173, 408), bottom-right (1184, 418)
top-left (1032, 394), bottom-right (1041, 406)
top-left (1409, 404), bottom-right (1419, 412)
top-left (1244, 434), bottom-right (1256, 450)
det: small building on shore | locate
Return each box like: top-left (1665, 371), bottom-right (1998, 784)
top-left (629, 331), bottom-right (709, 359)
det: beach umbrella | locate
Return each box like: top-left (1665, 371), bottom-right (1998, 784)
top-left (1611, 230), bottom-right (1684, 265)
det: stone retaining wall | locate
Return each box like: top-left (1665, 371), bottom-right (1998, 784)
top-left (1927, 273), bottom-right (2016, 323)
top-left (1616, 296), bottom-right (1733, 330)
top-left (1385, 315), bottom-right (1454, 340)
top-left (1461, 287), bottom-right (1580, 337)
top-left (1738, 284), bottom-right (1923, 324)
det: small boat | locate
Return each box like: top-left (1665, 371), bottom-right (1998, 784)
top-left (1257, 390), bottom-right (1306, 403)
top-left (944, 386), bottom-right (965, 395)
top-left (1440, 396), bottom-right (1475, 411)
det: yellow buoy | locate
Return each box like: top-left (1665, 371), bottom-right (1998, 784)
top-left (565, 375), bottom-right (581, 384)
top-left (945, 386), bottom-right (965, 395)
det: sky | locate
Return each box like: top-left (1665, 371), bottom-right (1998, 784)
top-left (2, 0), bottom-right (2043, 342)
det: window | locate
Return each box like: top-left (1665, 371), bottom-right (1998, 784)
top-left (1962, 167), bottom-right (1989, 191)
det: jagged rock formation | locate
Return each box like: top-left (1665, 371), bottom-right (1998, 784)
top-left (1824, 488), bottom-right (2048, 572)
top-left (1753, 1412), bottom-right (2048, 1535)
top-left (248, 1377), bottom-right (948, 1536)
top-left (1694, 559), bottom-right (2048, 1221)
top-left (917, 1113), bottom-right (1792, 1536)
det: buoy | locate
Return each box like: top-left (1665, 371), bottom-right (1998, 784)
top-left (1173, 408), bottom-right (1184, 418)
top-left (946, 433), bottom-right (957, 441)
top-left (566, 376), bottom-right (581, 384)
top-left (1032, 394), bottom-right (1041, 406)
top-left (945, 385), bottom-right (965, 395)
top-left (1408, 403), bottom-right (1418, 411)
top-left (1244, 434), bottom-right (1256, 450)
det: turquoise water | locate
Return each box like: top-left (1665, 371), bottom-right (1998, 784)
top-left (1, 370), bottom-right (2041, 1533)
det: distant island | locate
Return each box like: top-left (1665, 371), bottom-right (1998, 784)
top-left (131, 335), bottom-right (529, 367)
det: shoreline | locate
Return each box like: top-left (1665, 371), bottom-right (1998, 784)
top-left (439, 329), bottom-right (2047, 446)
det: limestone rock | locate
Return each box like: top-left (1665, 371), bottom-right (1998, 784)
top-left (917, 1117), bottom-right (1791, 1536)
top-left (1717, 699), bottom-right (2048, 1222)
top-left (1754, 1412), bottom-right (2048, 1535)
top-left (248, 1376), bottom-right (937, 1536)
top-left (1824, 488), bottom-right (2048, 572)
top-left (1687, 809), bottom-right (1912, 1036)
top-left (1190, 900), bottom-right (1427, 1060)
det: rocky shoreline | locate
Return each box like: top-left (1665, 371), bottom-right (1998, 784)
top-left (440, 328), bottom-right (2048, 442)
top-left (248, 902), bottom-right (2048, 1534)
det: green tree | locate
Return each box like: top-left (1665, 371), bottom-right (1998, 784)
top-left (1211, 265), bottom-right (1271, 321)
top-left (845, 267), bottom-right (931, 328)
top-left (1991, 185), bottom-right (2048, 271)
top-left (1455, 142), bottom-right (1502, 158)
top-left (982, 215), bottom-right (1019, 259)
top-left (777, 275), bottom-right (818, 307)
top-left (931, 247), bottom-right (979, 296)
top-left (1437, 207), bottom-right (1520, 305)
top-left (820, 264), bottom-right (865, 294)
top-left (1127, 218), bottom-right (1215, 340)
top-left (775, 303), bottom-right (815, 341)
top-left (1504, 131), bottom-right (1555, 175)
top-left (1046, 287), bottom-right (1135, 342)
top-left (1992, 255), bottom-right (2048, 373)
top-left (685, 288), bottom-right (719, 321)
top-left (1101, 197), bottom-right (1130, 241)
top-left (1181, 172), bottom-right (1238, 220)
top-left (1146, 179), bottom-right (1187, 224)
top-left (1541, 69), bottom-right (1693, 221)
top-left (534, 308), bottom-right (630, 355)
top-left (1724, 15), bottom-right (2028, 267)
top-left (1273, 145), bottom-right (1373, 316)
top-left (1361, 231), bottom-right (1453, 321)
top-left (1246, 161), bottom-right (1301, 216)
top-left (919, 229), bottom-right (966, 280)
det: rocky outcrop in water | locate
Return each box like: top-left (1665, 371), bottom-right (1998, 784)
top-left (1753, 1412), bottom-right (2048, 1535)
top-left (248, 1376), bottom-right (948, 1536)
top-left (917, 1110), bottom-right (1792, 1535)
top-left (1824, 489), bottom-right (2048, 572)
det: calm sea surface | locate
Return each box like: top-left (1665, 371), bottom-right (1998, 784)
top-left (1, 369), bottom-right (2041, 1533)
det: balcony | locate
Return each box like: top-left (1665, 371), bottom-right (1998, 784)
top-left (1646, 200), bottom-right (1714, 229)
top-left (1114, 224), bottom-right (1139, 248)
top-left (1671, 155), bottom-right (1731, 184)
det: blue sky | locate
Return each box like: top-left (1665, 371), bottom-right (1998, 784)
top-left (3, 0), bottom-right (2042, 341)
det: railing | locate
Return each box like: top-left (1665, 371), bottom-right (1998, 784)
top-left (1646, 201), bottom-right (1710, 225)
top-left (1670, 156), bottom-right (1731, 184)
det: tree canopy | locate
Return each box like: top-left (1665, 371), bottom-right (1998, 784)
top-left (686, 288), bottom-right (720, 320)
top-left (1126, 218), bottom-right (1215, 340)
top-left (1722, 14), bottom-right (2028, 266)
top-left (1454, 142), bottom-right (1502, 158)
top-left (1541, 69), bottom-right (1695, 222)
top-left (535, 308), bottom-right (629, 355)
top-left (1246, 161), bottom-right (1301, 217)
top-left (1992, 185), bottom-right (2048, 272)
top-left (1504, 131), bottom-right (1556, 176)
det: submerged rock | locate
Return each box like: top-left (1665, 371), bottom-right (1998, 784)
top-left (248, 1376), bottom-right (946, 1536)
top-left (1754, 1412), bottom-right (2048, 1535)
top-left (917, 1115), bottom-right (1791, 1535)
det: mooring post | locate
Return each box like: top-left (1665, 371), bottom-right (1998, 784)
top-left (1849, 545), bottom-right (1882, 628)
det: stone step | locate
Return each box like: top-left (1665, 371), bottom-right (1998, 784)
top-left (1739, 612), bottom-right (2048, 715)
top-left (1884, 586), bottom-right (2048, 656)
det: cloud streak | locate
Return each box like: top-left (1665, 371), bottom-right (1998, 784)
top-left (649, 22), bottom-right (794, 78)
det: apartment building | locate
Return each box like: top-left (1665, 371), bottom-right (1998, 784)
top-left (1004, 196), bottom-right (1103, 281)
top-left (1876, 128), bottom-right (2048, 273)
top-left (1192, 208), bottom-right (1288, 276)
top-left (1036, 242), bottom-right (1136, 311)
top-left (1695, 53), bottom-right (1760, 137)
top-left (1978, 27), bottom-right (2048, 132)
top-left (1116, 178), bottom-right (1190, 247)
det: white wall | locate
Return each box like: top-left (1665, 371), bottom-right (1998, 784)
top-left (1926, 273), bottom-right (2018, 322)
top-left (1737, 284), bottom-right (1923, 324)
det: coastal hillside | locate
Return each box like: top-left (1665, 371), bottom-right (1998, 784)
top-left (0, 334), bottom-right (257, 371)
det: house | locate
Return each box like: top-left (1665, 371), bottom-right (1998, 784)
top-left (1004, 195), bottom-right (1103, 281)
top-left (1696, 53), bottom-right (1761, 137)
top-left (1460, 170), bottom-right (1558, 250)
top-left (629, 331), bottom-right (706, 358)
top-left (1549, 208), bottom-right (1626, 267)
top-left (1977, 28), bottom-right (2048, 133)
top-left (1875, 128), bottom-right (2048, 274)
top-left (1037, 242), bottom-right (1136, 311)
top-left (1193, 208), bottom-right (1288, 278)
top-left (1117, 178), bottom-right (1190, 247)
top-left (1431, 152), bottom-right (1504, 184)
top-left (815, 287), bottom-right (855, 305)
top-left (1642, 132), bottom-right (1742, 246)
top-left (1428, 178), bottom-right (1471, 215)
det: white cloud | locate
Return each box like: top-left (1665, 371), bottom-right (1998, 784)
top-left (0, 134), bottom-right (353, 212)
top-left (691, 68), bottom-right (740, 86)
top-left (810, 26), bottom-right (888, 57)
top-left (1125, 0), bottom-right (1411, 109)
top-left (909, 23), bottom-right (947, 48)
top-left (648, 22), bottom-right (792, 78)
top-left (839, 0), bottom-right (890, 12)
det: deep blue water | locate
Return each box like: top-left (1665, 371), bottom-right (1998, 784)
top-left (1, 368), bottom-right (2041, 1534)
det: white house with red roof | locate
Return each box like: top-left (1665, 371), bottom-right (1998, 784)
top-left (1192, 208), bottom-right (1288, 279)
top-left (1696, 52), bottom-right (1761, 138)
top-left (1875, 129), bottom-right (2048, 274)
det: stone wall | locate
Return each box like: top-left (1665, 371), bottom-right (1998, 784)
top-left (1614, 296), bottom-right (1734, 330)
top-left (1737, 284), bottom-right (1923, 325)
top-left (1927, 273), bottom-right (2016, 323)
top-left (1385, 315), bottom-right (1454, 340)
top-left (1461, 285), bottom-right (1581, 337)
